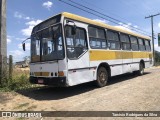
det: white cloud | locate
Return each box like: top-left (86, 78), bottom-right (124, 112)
top-left (93, 19), bottom-right (108, 24)
top-left (7, 36), bottom-right (13, 44)
top-left (15, 37), bottom-right (26, 41)
top-left (14, 12), bottom-right (23, 19)
top-left (155, 44), bottom-right (160, 52)
top-left (7, 38), bottom-right (11, 44)
top-left (42, 1), bottom-right (53, 10)
top-left (115, 23), bottom-right (134, 32)
top-left (134, 25), bottom-right (138, 28)
top-left (18, 42), bottom-right (30, 51)
top-left (21, 26), bottom-right (34, 37)
top-left (127, 23), bottom-right (132, 26)
top-left (21, 20), bottom-right (42, 37)
top-left (9, 50), bottom-right (30, 62)
top-left (26, 20), bottom-right (42, 26)
top-left (9, 50), bottom-right (24, 56)
top-left (158, 23), bottom-right (160, 28)
top-left (114, 26), bottom-right (132, 32)
top-left (25, 17), bottom-right (30, 20)
top-left (14, 11), bottom-right (31, 20)
top-left (92, 20), bottom-right (138, 32)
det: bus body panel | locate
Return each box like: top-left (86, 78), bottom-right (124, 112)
top-left (64, 19), bottom-right (94, 86)
top-left (29, 60), bottom-right (68, 86)
top-left (89, 50), bottom-right (153, 77)
top-left (67, 52), bottom-right (94, 86)
top-left (30, 62), bottom-right (59, 77)
top-left (122, 51), bottom-right (133, 73)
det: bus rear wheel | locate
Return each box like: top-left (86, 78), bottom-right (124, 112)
top-left (138, 63), bottom-right (144, 75)
top-left (96, 67), bottom-right (108, 87)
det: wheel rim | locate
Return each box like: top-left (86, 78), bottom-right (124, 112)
top-left (98, 71), bottom-right (106, 84)
top-left (140, 64), bottom-right (144, 74)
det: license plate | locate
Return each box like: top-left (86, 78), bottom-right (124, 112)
top-left (38, 79), bottom-right (44, 84)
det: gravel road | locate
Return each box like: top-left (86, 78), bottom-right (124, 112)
top-left (0, 67), bottom-right (160, 120)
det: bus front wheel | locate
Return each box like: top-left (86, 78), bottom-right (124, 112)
top-left (96, 67), bottom-right (108, 87)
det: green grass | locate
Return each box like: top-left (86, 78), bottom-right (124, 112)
top-left (0, 69), bottom-right (38, 92)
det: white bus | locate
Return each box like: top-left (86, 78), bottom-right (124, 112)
top-left (23, 12), bottom-right (153, 87)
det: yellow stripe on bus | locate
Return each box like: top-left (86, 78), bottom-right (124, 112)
top-left (89, 50), bottom-right (152, 61)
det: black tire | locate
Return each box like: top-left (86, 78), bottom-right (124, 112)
top-left (96, 67), bottom-right (108, 87)
top-left (138, 62), bottom-right (144, 76)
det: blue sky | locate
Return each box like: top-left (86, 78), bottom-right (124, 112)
top-left (7, 0), bottom-right (160, 62)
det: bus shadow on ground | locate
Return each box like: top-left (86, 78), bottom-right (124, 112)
top-left (16, 72), bottom-right (150, 101)
top-left (16, 83), bottom-right (95, 101)
top-left (108, 72), bottom-right (150, 85)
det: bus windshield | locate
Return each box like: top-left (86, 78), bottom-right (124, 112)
top-left (31, 24), bottom-right (64, 62)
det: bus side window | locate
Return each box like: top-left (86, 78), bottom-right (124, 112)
top-left (120, 33), bottom-right (131, 50)
top-left (65, 26), bottom-right (87, 59)
top-left (65, 26), bottom-right (75, 58)
top-left (107, 30), bottom-right (120, 50)
top-left (130, 36), bottom-right (139, 51)
top-left (138, 38), bottom-right (146, 51)
top-left (75, 28), bottom-right (87, 58)
top-left (145, 40), bottom-right (151, 51)
top-left (88, 26), bottom-right (107, 49)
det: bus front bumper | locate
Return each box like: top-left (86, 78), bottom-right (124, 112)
top-left (29, 76), bottom-right (67, 87)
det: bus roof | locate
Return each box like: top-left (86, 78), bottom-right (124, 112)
top-left (61, 12), bottom-right (150, 40)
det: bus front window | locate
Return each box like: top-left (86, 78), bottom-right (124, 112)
top-left (31, 35), bottom-right (41, 62)
top-left (31, 24), bottom-right (64, 62)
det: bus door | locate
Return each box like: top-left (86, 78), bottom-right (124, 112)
top-left (64, 20), bottom-right (92, 86)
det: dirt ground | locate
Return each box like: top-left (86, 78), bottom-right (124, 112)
top-left (0, 67), bottom-right (160, 120)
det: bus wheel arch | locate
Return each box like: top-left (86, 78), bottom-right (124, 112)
top-left (140, 59), bottom-right (145, 68)
top-left (97, 63), bottom-right (111, 77)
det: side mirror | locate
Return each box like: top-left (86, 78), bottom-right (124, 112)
top-left (71, 25), bottom-right (76, 35)
top-left (22, 43), bottom-right (25, 51)
top-left (22, 38), bottom-right (30, 51)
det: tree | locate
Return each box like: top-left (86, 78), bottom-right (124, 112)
top-left (155, 51), bottom-right (160, 65)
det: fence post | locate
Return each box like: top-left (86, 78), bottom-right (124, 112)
top-left (9, 55), bottom-right (13, 80)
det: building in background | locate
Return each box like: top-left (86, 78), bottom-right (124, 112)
top-left (15, 59), bottom-right (30, 68)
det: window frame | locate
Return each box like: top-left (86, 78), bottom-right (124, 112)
top-left (106, 30), bottom-right (121, 50)
top-left (120, 33), bottom-right (131, 51)
top-left (145, 39), bottom-right (151, 51)
top-left (130, 36), bottom-right (139, 51)
top-left (138, 38), bottom-right (146, 51)
top-left (31, 23), bottom-right (65, 63)
top-left (65, 25), bottom-right (88, 60)
top-left (88, 25), bottom-right (107, 49)
top-left (41, 24), bottom-right (65, 62)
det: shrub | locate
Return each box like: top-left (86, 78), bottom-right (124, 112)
top-left (0, 71), bottom-right (37, 91)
